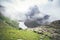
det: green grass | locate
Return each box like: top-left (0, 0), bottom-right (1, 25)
top-left (0, 21), bottom-right (40, 40)
top-left (0, 21), bottom-right (51, 40)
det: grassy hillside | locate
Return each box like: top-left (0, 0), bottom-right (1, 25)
top-left (0, 13), bottom-right (51, 40)
top-left (0, 21), bottom-right (40, 40)
top-left (0, 13), bottom-right (19, 29)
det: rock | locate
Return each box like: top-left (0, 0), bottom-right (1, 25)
top-left (50, 20), bottom-right (60, 29)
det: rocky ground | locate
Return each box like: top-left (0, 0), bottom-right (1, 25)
top-left (27, 20), bottom-right (60, 40)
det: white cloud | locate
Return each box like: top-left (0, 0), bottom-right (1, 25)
top-left (40, 0), bottom-right (60, 22)
top-left (1, 0), bottom-right (48, 20)
top-left (1, 0), bottom-right (60, 22)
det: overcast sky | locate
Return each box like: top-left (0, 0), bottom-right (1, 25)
top-left (0, 0), bottom-right (60, 22)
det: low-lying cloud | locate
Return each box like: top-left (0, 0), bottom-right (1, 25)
top-left (0, 0), bottom-right (60, 28)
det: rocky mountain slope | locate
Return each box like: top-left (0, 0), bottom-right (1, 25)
top-left (28, 20), bottom-right (60, 40)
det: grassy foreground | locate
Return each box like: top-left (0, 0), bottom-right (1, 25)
top-left (0, 21), bottom-right (40, 40)
top-left (0, 13), bottom-right (51, 40)
top-left (0, 21), bottom-right (51, 40)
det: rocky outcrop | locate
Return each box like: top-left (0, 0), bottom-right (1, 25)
top-left (50, 20), bottom-right (60, 29)
top-left (27, 20), bottom-right (60, 40)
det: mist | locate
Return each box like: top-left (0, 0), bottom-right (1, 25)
top-left (0, 0), bottom-right (60, 28)
top-left (24, 5), bottom-right (50, 27)
top-left (40, 0), bottom-right (60, 22)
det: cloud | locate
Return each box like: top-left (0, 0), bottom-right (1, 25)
top-left (40, 0), bottom-right (60, 22)
top-left (25, 5), bottom-right (50, 27)
top-left (0, 0), bottom-right (48, 28)
top-left (0, 0), bottom-right (48, 20)
top-left (1, 0), bottom-right (60, 28)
